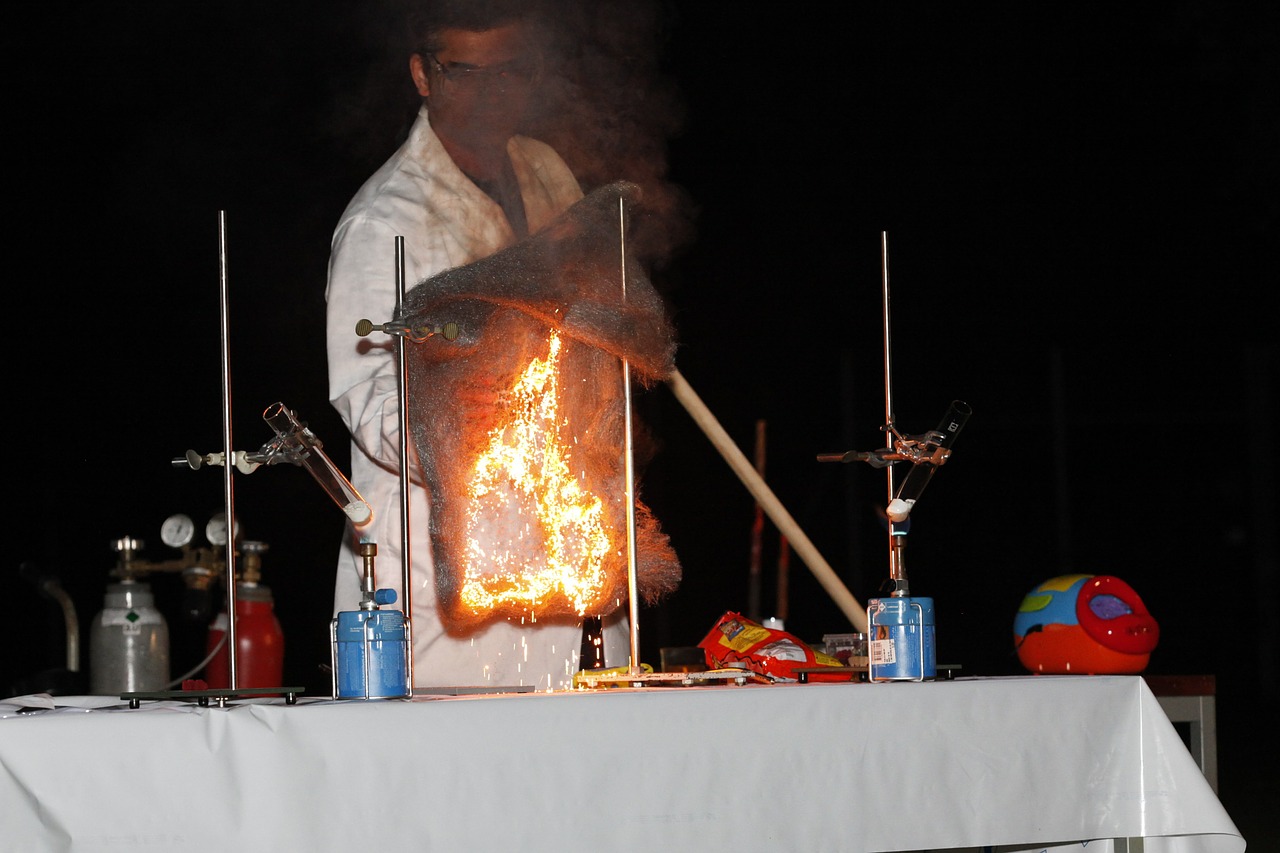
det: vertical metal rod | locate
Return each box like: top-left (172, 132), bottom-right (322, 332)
top-left (620, 195), bottom-right (641, 677)
top-left (394, 236), bottom-right (414, 691)
top-left (880, 231), bottom-right (906, 593)
top-left (217, 210), bottom-right (239, 689)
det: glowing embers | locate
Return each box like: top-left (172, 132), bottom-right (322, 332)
top-left (461, 331), bottom-right (613, 617)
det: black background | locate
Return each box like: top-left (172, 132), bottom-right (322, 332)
top-left (7, 1), bottom-right (1276, 840)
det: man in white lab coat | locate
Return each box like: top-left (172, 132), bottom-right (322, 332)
top-left (326, 0), bottom-right (673, 690)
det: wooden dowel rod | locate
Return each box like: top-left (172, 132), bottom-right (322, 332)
top-left (667, 369), bottom-right (868, 632)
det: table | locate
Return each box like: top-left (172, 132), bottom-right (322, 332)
top-left (1144, 674), bottom-right (1218, 794)
top-left (0, 676), bottom-right (1244, 852)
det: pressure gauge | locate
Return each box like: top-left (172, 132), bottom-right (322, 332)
top-left (205, 513), bottom-right (237, 547)
top-left (160, 513), bottom-right (196, 549)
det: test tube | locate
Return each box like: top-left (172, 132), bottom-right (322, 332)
top-left (262, 402), bottom-right (373, 527)
top-left (885, 400), bottom-right (973, 522)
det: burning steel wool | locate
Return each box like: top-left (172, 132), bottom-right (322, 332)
top-left (461, 331), bottom-right (611, 614)
top-left (400, 182), bottom-right (681, 631)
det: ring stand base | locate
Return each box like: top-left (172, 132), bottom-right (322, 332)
top-left (122, 686), bottom-right (305, 709)
top-left (412, 686), bottom-right (536, 696)
top-left (574, 668), bottom-right (767, 688)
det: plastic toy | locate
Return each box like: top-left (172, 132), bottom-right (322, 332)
top-left (1013, 574), bottom-right (1159, 674)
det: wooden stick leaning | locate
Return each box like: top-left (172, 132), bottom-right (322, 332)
top-left (666, 369), bottom-right (869, 633)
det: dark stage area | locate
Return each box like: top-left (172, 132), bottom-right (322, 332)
top-left (7, 2), bottom-right (1276, 845)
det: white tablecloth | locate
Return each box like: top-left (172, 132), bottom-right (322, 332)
top-left (0, 675), bottom-right (1244, 852)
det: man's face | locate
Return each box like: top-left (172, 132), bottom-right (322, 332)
top-left (411, 24), bottom-right (539, 171)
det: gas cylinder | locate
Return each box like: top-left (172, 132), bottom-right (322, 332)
top-left (331, 542), bottom-right (409, 699)
top-left (204, 541), bottom-right (285, 690)
top-left (89, 578), bottom-right (171, 695)
top-left (867, 595), bottom-right (936, 682)
top-left (332, 592), bottom-right (408, 699)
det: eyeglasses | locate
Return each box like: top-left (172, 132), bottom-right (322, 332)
top-left (424, 53), bottom-right (537, 94)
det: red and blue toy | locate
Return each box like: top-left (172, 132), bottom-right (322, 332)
top-left (1013, 574), bottom-right (1159, 674)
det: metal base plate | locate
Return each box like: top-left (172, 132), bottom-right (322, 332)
top-left (121, 686), bottom-right (306, 709)
top-left (412, 685), bottom-right (537, 696)
top-left (574, 668), bottom-right (768, 688)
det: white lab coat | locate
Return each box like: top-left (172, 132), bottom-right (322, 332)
top-left (325, 106), bottom-right (630, 689)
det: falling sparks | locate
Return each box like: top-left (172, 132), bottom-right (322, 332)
top-left (459, 332), bottom-right (612, 616)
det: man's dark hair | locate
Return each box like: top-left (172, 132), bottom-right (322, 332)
top-left (407, 0), bottom-right (545, 55)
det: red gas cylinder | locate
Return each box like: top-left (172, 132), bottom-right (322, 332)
top-left (205, 578), bottom-right (285, 690)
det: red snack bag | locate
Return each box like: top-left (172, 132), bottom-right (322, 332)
top-left (698, 611), bottom-right (842, 682)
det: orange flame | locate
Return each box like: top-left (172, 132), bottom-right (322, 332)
top-left (460, 331), bottom-right (613, 616)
